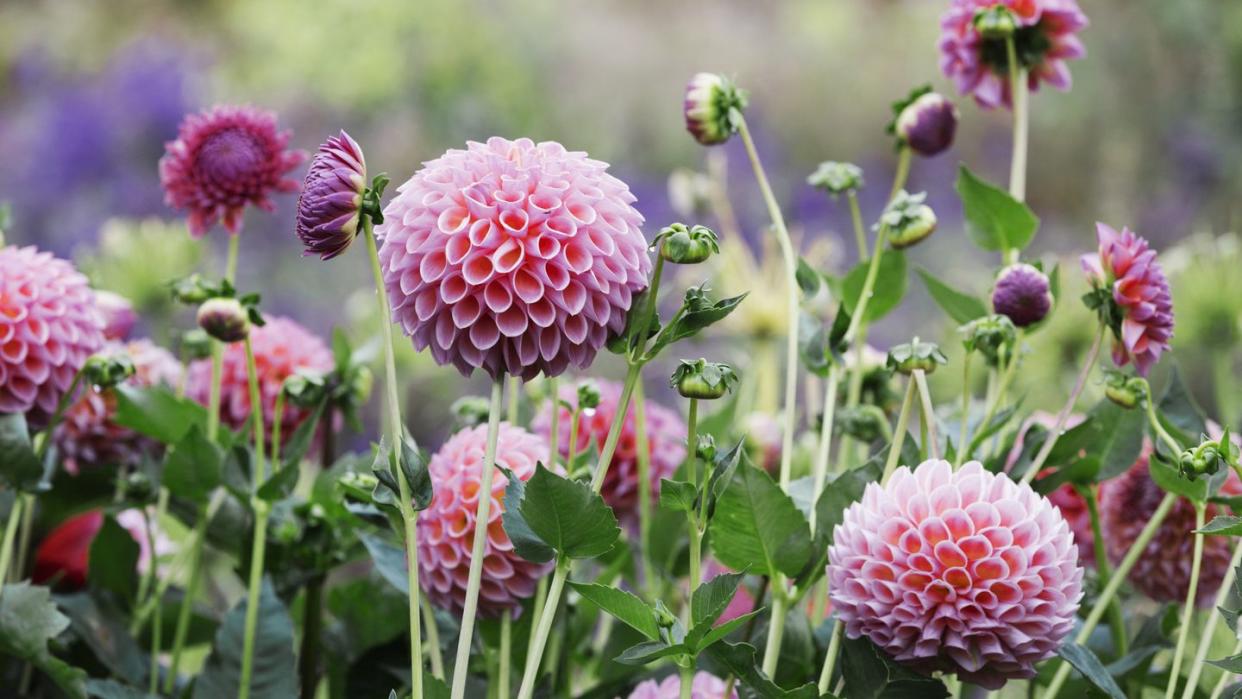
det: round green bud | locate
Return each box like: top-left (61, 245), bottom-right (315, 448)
top-left (807, 161), bottom-right (864, 197)
top-left (577, 380), bottom-right (602, 410)
top-left (659, 223), bottom-right (720, 265)
top-left (974, 5), bottom-right (1017, 40)
top-left (180, 328), bottom-right (213, 360)
top-left (878, 191), bottom-right (937, 250)
top-left (82, 351), bottom-right (136, 389)
top-left (886, 339), bottom-right (948, 376)
top-left (670, 358), bottom-right (738, 400)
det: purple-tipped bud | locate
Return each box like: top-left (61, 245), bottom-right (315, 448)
top-left (296, 131), bottom-right (367, 260)
top-left (95, 291), bottom-right (137, 341)
top-left (197, 298), bottom-right (250, 343)
top-left (895, 92), bottom-right (959, 157)
top-left (992, 263), bottom-right (1053, 327)
top-left (684, 73), bottom-right (747, 146)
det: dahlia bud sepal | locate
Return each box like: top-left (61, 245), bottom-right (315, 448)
top-left (683, 73), bottom-right (748, 146)
top-left (170, 273), bottom-right (215, 305)
top-left (671, 359), bottom-right (738, 400)
top-left (82, 351), bottom-right (137, 389)
top-left (886, 338), bottom-right (947, 376)
top-left (1102, 370), bottom-right (1146, 410)
top-left (657, 223), bottom-right (719, 265)
top-left (876, 190), bottom-right (937, 249)
top-left (360, 173), bottom-right (390, 226)
top-left (973, 4), bottom-right (1017, 40)
top-left (450, 396), bottom-right (492, 429)
top-left (807, 161), bottom-right (864, 197)
top-left (196, 298), bottom-right (251, 344)
top-left (959, 314), bottom-right (1017, 367)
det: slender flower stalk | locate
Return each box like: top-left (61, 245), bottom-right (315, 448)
top-left (956, 353), bottom-right (973, 468)
top-left (913, 369), bottom-right (939, 460)
top-left (847, 191), bottom-right (866, 260)
top-left (422, 596), bottom-right (444, 680)
top-left (881, 380), bottom-right (918, 484)
top-left (238, 337), bottom-right (270, 699)
top-left (685, 398), bottom-right (702, 594)
top-left (1186, 540), bottom-right (1242, 699)
top-left (142, 508), bottom-right (162, 696)
top-left (1006, 38), bottom-right (1029, 204)
top-left (967, 341), bottom-right (1021, 459)
top-left (808, 367), bottom-right (841, 533)
top-left (499, 610), bottom-right (512, 699)
top-left (0, 498), bottom-right (22, 595)
top-left (888, 147), bottom-right (912, 204)
top-left (1019, 326), bottom-right (1105, 485)
top-left (1164, 502), bottom-right (1206, 699)
top-left (633, 382), bottom-right (658, 599)
top-left (1078, 484), bottom-right (1127, 655)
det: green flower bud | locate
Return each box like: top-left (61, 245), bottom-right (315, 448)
top-left (670, 359), bottom-right (738, 400)
top-left (836, 405), bottom-right (889, 443)
top-left (877, 191), bottom-right (937, 249)
top-left (973, 5), bottom-right (1017, 40)
top-left (807, 161), bottom-right (864, 197)
top-left (451, 395), bottom-right (492, 428)
top-left (886, 338), bottom-right (948, 376)
top-left (577, 380), bottom-right (602, 410)
top-left (82, 350), bottom-right (136, 389)
top-left (180, 328), bottom-right (213, 360)
top-left (696, 434), bottom-right (717, 462)
top-left (1102, 370), bottom-right (1146, 410)
top-left (197, 297), bottom-right (250, 343)
top-left (684, 73), bottom-right (748, 146)
top-left (658, 223), bottom-right (720, 265)
top-left (959, 314), bottom-right (1018, 366)
top-left (170, 273), bottom-right (214, 305)
top-left (284, 370), bottom-right (328, 408)
top-left (653, 600), bottom-right (679, 629)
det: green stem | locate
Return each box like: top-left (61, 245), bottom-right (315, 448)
top-left (239, 336), bottom-right (270, 699)
top-left (1019, 326), bottom-right (1104, 485)
top-left (450, 378), bottom-right (505, 699)
top-left (0, 496), bottom-right (23, 596)
top-left (847, 191), bottom-right (866, 261)
top-left (634, 382), bottom-right (657, 600)
top-left (1145, 385), bottom-right (1184, 456)
top-left (507, 376), bottom-right (521, 424)
top-left (888, 147), bottom-right (912, 204)
top-left (1186, 538), bottom-right (1242, 699)
top-left (517, 556), bottom-right (570, 699)
top-left (808, 365), bottom-right (842, 534)
top-left (1005, 37), bottom-right (1029, 204)
top-left (299, 576), bottom-right (324, 699)
top-left (685, 398), bottom-right (701, 598)
top-left (761, 590), bottom-right (788, 676)
top-left (966, 342), bottom-right (1017, 459)
top-left (1164, 502), bottom-right (1206, 699)
top-left (1078, 484), bottom-right (1127, 656)
top-left (882, 379), bottom-right (918, 484)
top-left (271, 387), bottom-right (285, 467)
top-left (1042, 492), bottom-right (1177, 699)
top-left (679, 663), bottom-right (694, 699)
top-left (913, 369), bottom-right (939, 460)
top-left (1214, 353), bottom-right (1238, 431)
top-left (499, 609), bottom-right (512, 699)
top-left (421, 595), bottom-right (445, 680)
top-left (143, 508), bottom-right (162, 695)
top-left (817, 619), bottom-right (844, 693)
top-left (956, 353), bottom-right (974, 468)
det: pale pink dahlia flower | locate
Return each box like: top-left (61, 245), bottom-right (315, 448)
top-left (532, 379), bottom-right (686, 522)
top-left (625, 671), bottom-right (737, 699)
top-left (828, 460), bottom-right (1083, 689)
top-left (1082, 223), bottom-right (1174, 376)
top-left (1101, 443), bottom-right (1242, 604)
top-left (55, 339), bottom-right (183, 474)
top-left (0, 246), bottom-right (105, 425)
top-left (376, 137), bottom-right (651, 380)
top-left (939, 0), bottom-right (1088, 110)
top-left (94, 291), bottom-right (137, 341)
top-left (296, 130), bottom-right (367, 260)
top-left (418, 422), bottom-right (551, 617)
top-left (159, 105), bottom-right (306, 238)
top-left (186, 316), bottom-right (332, 445)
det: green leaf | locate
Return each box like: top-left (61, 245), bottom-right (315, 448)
top-left (705, 641), bottom-right (823, 699)
top-left (163, 425), bottom-right (222, 504)
top-left (192, 578), bottom-right (298, 699)
top-left (88, 516), bottom-right (141, 604)
top-left (917, 268), bottom-right (988, 324)
top-left (795, 256), bottom-right (822, 297)
top-left (257, 461), bottom-right (301, 502)
top-left (84, 679), bottom-right (158, 698)
top-left (1209, 654), bottom-right (1242, 673)
top-left (1158, 365), bottom-right (1207, 444)
top-left (693, 610), bottom-right (763, 653)
top-left (613, 640), bottom-right (688, 666)
top-left (709, 464), bottom-right (812, 579)
top-left (0, 582), bottom-right (88, 699)
top-left (795, 458), bottom-right (882, 585)
top-left (326, 576), bottom-right (408, 659)
top-left (0, 412), bottom-right (45, 492)
top-left (1090, 402), bottom-right (1148, 481)
top-left (59, 593), bottom-right (148, 687)
top-left (358, 532), bottom-right (410, 594)
top-left (647, 291), bottom-right (748, 358)
top-left (955, 165), bottom-right (1039, 252)
top-left (1149, 452), bottom-right (1207, 502)
top-left (518, 464), bottom-right (620, 560)
top-left (499, 466), bottom-right (555, 564)
top-left (658, 478), bottom-right (697, 514)
top-left (331, 327), bottom-right (352, 368)
top-left (279, 400), bottom-right (325, 470)
top-left (1057, 642), bottom-right (1126, 699)
top-left (840, 250), bottom-right (907, 323)
top-left (1199, 516), bottom-right (1242, 536)
top-left (567, 582), bottom-right (658, 640)
top-left (690, 571), bottom-right (744, 630)
top-left (841, 635), bottom-right (949, 699)
top-left (113, 383), bottom-right (207, 445)
top-left (400, 428), bottom-right (433, 511)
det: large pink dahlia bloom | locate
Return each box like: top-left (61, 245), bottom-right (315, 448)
top-left (626, 671), bottom-right (737, 699)
top-left (828, 460), bottom-right (1083, 689)
top-left (417, 423), bottom-right (551, 617)
top-left (1082, 223), bottom-right (1174, 376)
top-left (186, 316), bottom-right (333, 445)
top-left (159, 105), bottom-right (306, 238)
top-left (55, 339), bottom-right (183, 473)
top-left (376, 137), bottom-right (651, 380)
top-left (939, 0), bottom-right (1088, 110)
top-left (532, 379), bottom-right (686, 522)
top-left (0, 246), bottom-right (105, 424)
top-left (1101, 444), bottom-right (1242, 603)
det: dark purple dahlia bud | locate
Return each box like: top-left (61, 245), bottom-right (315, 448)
top-left (894, 91), bottom-right (959, 157)
top-left (992, 263), bottom-right (1052, 327)
top-left (296, 131), bottom-right (369, 260)
top-left (196, 297), bottom-right (250, 343)
top-left (684, 73), bottom-right (747, 146)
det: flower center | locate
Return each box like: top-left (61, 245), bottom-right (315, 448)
top-left (196, 129), bottom-right (265, 183)
top-left (978, 23), bottom-right (1053, 74)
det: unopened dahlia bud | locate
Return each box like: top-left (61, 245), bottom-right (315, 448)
top-left (95, 291), bottom-right (137, 341)
top-left (877, 191), bottom-right (936, 249)
top-left (1180, 432), bottom-right (1238, 481)
top-left (836, 404), bottom-right (888, 443)
top-left (576, 380), bottom-right (602, 410)
top-left (180, 328), bottom-right (213, 360)
top-left (282, 370), bottom-right (328, 408)
top-left (170, 274), bottom-right (214, 305)
top-left (671, 359), bottom-right (738, 400)
top-left (684, 73), bottom-right (747, 146)
top-left (296, 130), bottom-right (374, 261)
top-left (196, 298), bottom-right (250, 343)
top-left (891, 88), bottom-right (958, 157)
top-left (82, 350), bottom-right (136, 389)
top-left (959, 314), bottom-right (1017, 365)
top-left (886, 339), bottom-right (947, 375)
top-left (992, 263), bottom-right (1052, 327)
top-left (973, 4), bottom-right (1017, 39)
top-left (450, 395), bottom-right (492, 429)
top-left (696, 434), bottom-right (717, 462)
top-left (807, 161), bottom-right (864, 197)
top-left (1102, 370), bottom-right (1146, 410)
top-left (658, 223), bottom-right (719, 265)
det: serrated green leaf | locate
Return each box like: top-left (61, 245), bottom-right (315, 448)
top-left (1057, 642), bottom-right (1126, 699)
top-left (692, 609), bottom-right (763, 653)
top-left (842, 635), bottom-right (949, 699)
top-left (519, 464), bottom-right (619, 559)
top-left (613, 640), bottom-right (688, 666)
top-left (0, 412), bottom-right (42, 491)
top-left (690, 571), bottom-right (744, 630)
top-left (1199, 516), bottom-right (1242, 536)
top-left (709, 464), bottom-right (812, 579)
top-left (358, 531), bottom-right (410, 595)
top-left (84, 678), bottom-right (158, 698)
top-left (567, 582), bottom-right (658, 640)
top-left (192, 578), bottom-right (297, 699)
top-left (1149, 452), bottom-right (1207, 502)
top-left (955, 165), bottom-right (1039, 252)
top-left (162, 425), bottom-right (223, 504)
top-left (658, 478), bottom-right (697, 514)
top-left (705, 641), bottom-right (823, 698)
top-left (1159, 365), bottom-right (1207, 445)
top-left (917, 268), bottom-right (988, 324)
top-left (795, 458), bottom-right (882, 585)
top-left (400, 428), bottom-right (433, 511)
top-left (113, 383), bottom-right (207, 445)
top-left (795, 256), bottom-right (822, 297)
top-left (0, 582), bottom-right (87, 699)
top-left (647, 292), bottom-right (748, 358)
top-left (499, 466), bottom-right (555, 564)
top-left (59, 593), bottom-right (148, 687)
top-left (279, 400), bottom-right (325, 470)
top-left (256, 462), bottom-right (300, 502)
top-left (841, 250), bottom-right (907, 323)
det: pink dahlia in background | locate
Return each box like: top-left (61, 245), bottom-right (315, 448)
top-left (1007, 412), bottom-right (1095, 565)
top-left (626, 671), bottom-right (737, 699)
top-left (533, 379), bottom-right (686, 522)
top-left (94, 291), bottom-right (137, 341)
top-left (1082, 223), bottom-right (1174, 376)
top-left (742, 411), bottom-right (782, 474)
top-left (159, 105), bottom-right (306, 238)
top-left (418, 422), bottom-right (551, 617)
top-left (939, 0), bottom-right (1088, 110)
top-left (296, 130), bottom-right (368, 260)
top-left (828, 460), bottom-right (1083, 689)
top-left (0, 246), bottom-right (105, 425)
top-left (55, 339), bottom-right (183, 473)
top-left (187, 316), bottom-right (332, 445)
top-left (1101, 443), bottom-right (1242, 603)
top-left (376, 137), bottom-right (650, 380)
top-left (32, 508), bottom-right (171, 591)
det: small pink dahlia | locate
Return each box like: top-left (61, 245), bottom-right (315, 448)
top-left (296, 130), bottom-right (367, 260)
top-left (1101, 443), bottom-right (1242, 603)
top-left (55, 339), bottom-right (184, 474)
top-left (376, 137), bottom-right (651, 380)
top-left (828, 460), bottom-right (1083, 689)
top-left (1081, 223), bottom-right (1174, 376)
top-left (186, 316), bottom-right (333, 445)
top-left (626, 671), bottom-right (737, 699)
top-left (532, 379), bottom-right (686, 522)
top-left (939, 0), bottom-right (1088, 110)
top-left (417, 422), bottom-right (551, 617)
top-left (94, 291), bottom-right (137, 341)
top-left (159, 105), bottom-right (306, 238)
top-left (0, 246), bottom-right (105, 425)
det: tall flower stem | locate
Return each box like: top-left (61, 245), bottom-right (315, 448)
top-left (817, 618), bottom-right (844, 693)
top-left (847, 191), bottom-right (867, 260)
top-left (1077, 484), bottom-right (1127, 656)
top-left (684, 398), bottom-right (702, 597)
top-left (634, 382), bottom-right (657, 600)
top-left (498, 609), bottom-right (512, 699)
top-left (881, 379), bottom-right (918, 484)
top-left (1005, 37), bottom-right (1029, 265)
top-left (363, 219), bottom-right (427, 697)
top-left (808, 366), bottom-right (841, 533)
top-left (0, 497), bottom-right (22, 596)
top-left (1186, 539), bottom-right (1242, 699)
top-left (238, 337), bottom-right (270, 699)
top-left (913, 369), bottom-right (939, 460)
top-left (1019, 326), bottom-right (1105, 486)
top-left (970, 343), bottom-right (1020, 459)
top-left (421, 596), bottom-right (444, 680)
top-left (1164, 502), bottom-right (1206, 699)
top-left (956, 353), bottom-right (974, 468)
top-left (1042, 492), bottom-right (1178, 699)
top-left (143, 508), bottom-right (163, 696)
top-left (449, 378), bottom-right (504, 699)
top-left (888, 147), bottom-right (912, 204)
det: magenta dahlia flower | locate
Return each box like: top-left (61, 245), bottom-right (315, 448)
top-left (1081, 223), bottom-right (1174, 376)
top-left (55, 339), bottom-right (183, 474)
top-left (939, 0), bottom-right (1088, 110)
top-left (375, 137), bottom-right (651, 380)
top-left (296, 130), bottom-right (367, 260)
top-left (94, 291), bottom-right (137, 341)
top-left (627, 671), bottom-right (737, 699)
top-left (159, 105), bottom-right (306, 238)
top-left (186, 316), bottom-right (332, 445)
top-left (0, 246), bottom-right (105, 425)
top-left (532, 379), bottom-right (685, 522)
top-left (828, 460), bottom-right (1083, 689)
top-left (1101, 443), bottom-right (1242, 603)
top-left (418, 422), bottom-right (551, 617)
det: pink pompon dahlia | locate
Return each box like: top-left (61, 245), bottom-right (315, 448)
top-left (828, 460), bottom-right (1083, 689)
top-left (376, 137), bottom-right (651, 380)
top-left (939, 0), bottom-right (1088, 110)
top-left (94, 291), bottom-right (137, 341)
top-left (296, 130), bottom-right (368, 260)
top-left (626, 671), bottom-right (737, 699)
top-left (1081, 223), bottom-right (1174, 376)
top-left (0, 246), bottom-right (105, 425)
top-left (55, 339), bottom-right (184, 474)
top-left (532, 379), bottom-right (686, 522)
top-left (418, 422), bottom-right (551, 617)
top-left (1101, 442), bottom-right (1242, 603)
top-left (159, 105), bottom-right (306, 238)
top-left (186, 316), bottom-right (333, 445)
